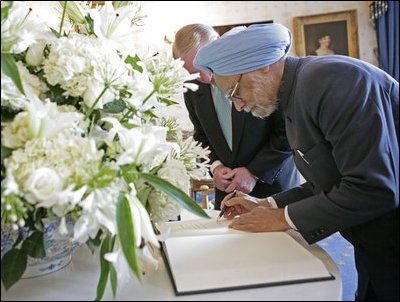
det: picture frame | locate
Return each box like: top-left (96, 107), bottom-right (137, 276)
top-left (293, 10), bottom-right (359, 58)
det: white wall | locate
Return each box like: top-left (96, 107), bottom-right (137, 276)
top-left (142, 1), bottom-right (377, 131)
top-left (140, 1), bottom-right (376, 65)
top-left (25, 1), bottom-right (377, 131)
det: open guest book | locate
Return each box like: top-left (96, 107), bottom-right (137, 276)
top-left (156, 213), bottom-right (334, 296)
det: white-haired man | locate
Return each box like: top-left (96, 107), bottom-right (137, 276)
top-left (173, 24), bottom-right (300, 209)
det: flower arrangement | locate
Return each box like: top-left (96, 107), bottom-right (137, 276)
top-left (1, 1), bottom-right (210, 299)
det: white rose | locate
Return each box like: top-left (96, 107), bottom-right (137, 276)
top-left (25, 42), bottom-right (46, 66)
top-left (24, 167), bottom-right (64, 204)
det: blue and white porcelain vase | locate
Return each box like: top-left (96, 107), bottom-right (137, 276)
top-left (1, 218), bottom-right (75, 278)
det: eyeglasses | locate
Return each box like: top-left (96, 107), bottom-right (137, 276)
top-left (227, 74), bottom-right (243, 102)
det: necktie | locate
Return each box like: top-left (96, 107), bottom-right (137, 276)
top-left (214, 87), bottom-right (232, 150)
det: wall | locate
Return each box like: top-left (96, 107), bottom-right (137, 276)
top-left (139, 1), bottom-right (376, 130)
top-left (25, 1), bottom-right (376, 131)
top-left (141, 1), bottom-right (376, 65)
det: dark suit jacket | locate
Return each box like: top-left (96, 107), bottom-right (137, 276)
top-left (273, 56), bottom-right (399, 300)
top-left (184, 81), bottom-right (300, 208)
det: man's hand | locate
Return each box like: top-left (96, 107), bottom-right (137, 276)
top-left (220, 191), bottom-right (261, 219)
top-left (229, 207), bottom-right (290, 232)
top-left (213, 165), bottom-right (233, 191)
top-left (224, 167), bottom-right (257, 194)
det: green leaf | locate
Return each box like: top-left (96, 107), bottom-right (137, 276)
top-left (121, 165), bottom-right (138, 184)
top-left (158, 97), bottom-right (179, 106)
top-left (1, 1), bottom-right (12, 23)
top-left (125, 54), bottom-right (143, 72)
top-left (1, 248), bottom-right (28, 290)
top-left (30, 209), bottom-right (46, 231)
top-left (21, 231), bottom-right (46, 258)
top-left (110, 264), bottom-right (118, 299)
top-left (142, 109), bottom-right (158, 119)
top-left (138, 173), bottom-right (209, 219)
top-left (116, 194), bottom-right (141, 279)
top-left (84, 14), bottom-right (95, 36)
top-left (103, 99), bottom-right (126, 113)
top-left (95, 234), bottom-right (111, 301)
top-left (1, 53), bottom-right (25, 95)
top-left (136, 184), bottom-right (152, 206)
top-left (1, 146), bottom-right (13, 167)
top-left (0, 108), bottom-right (16, 123)
top-left (49, 27), bottom-right (61, 38)
top-left (86, 230), bottom-right (103, 254)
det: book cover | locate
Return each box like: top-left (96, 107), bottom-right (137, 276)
top-left (157, 215), bottom-right (334, 296)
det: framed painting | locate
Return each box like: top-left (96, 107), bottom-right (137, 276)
top-left (293, 10), bottom-right (359, 58)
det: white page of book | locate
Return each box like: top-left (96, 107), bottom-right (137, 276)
top-left (157, 217), bottom-right (237, 237)
top-left (163, 232), bottom-right (332, 294)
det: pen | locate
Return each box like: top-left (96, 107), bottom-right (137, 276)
top-left (217, 192), bottom-right (236, 221)
top-left (217, 206), bottom-right (229, 220)
top-left (296, 149), bottom-right (310, 165)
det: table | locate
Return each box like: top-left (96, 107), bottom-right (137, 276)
top-left (1, 212), bottom-right (342, 301)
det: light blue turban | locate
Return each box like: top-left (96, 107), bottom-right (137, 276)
top-left (194, 23), bottom-right (292, 76)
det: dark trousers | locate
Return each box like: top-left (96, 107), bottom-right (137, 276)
top-left (344, 209), bottom-right (399, 301)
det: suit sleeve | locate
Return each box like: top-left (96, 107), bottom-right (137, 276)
top-left (246, 110), bottom-right (294, 185)
top-left (183, 93), bottom-right (219, 164)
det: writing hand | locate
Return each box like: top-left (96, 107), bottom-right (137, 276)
top-left (220, 191), bottom-right (259, 220)
top-left (229, 207), bottom-right (290, 232)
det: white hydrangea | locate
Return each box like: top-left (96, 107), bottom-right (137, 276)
top-left (158, 159), bottom-right (190, 194)
top-left (1, 98), bottom-right (84, 148)
top-left (43, 34), bottom-right (99, 98)
top-left (4, 134), bottom-right (104, 197)
top-left (148, 189), bottom-right (181, 223)
top-left (1, 111), bottom-right (32, 148)
top-left (148, 159), bottom-right (190, 222)
top-left (42, 34), bottom-right (132, 110)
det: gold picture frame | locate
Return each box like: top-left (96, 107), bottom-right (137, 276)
top-left (293, 10), bottom-right (359, 58)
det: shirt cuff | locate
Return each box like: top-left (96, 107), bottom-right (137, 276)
top-left (268, 197), bottom-right (298, 231)
top-left (267, 197), bottom-right (277, 208)
top-left (284, 206), bottom-right (298, 231)
top-left (210, 160), bottom-right (223, 175)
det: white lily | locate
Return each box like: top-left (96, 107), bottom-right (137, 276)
top-left (74, 184), bottom-right (120, 243)
top-left (25, 97), bottom-right (83, 139)
top-left (102, 118), bottom-right (172, 168)
top-left (1, 2), bottom-right (52, 54)
top-left (126, 184), bottom-right (159, 248)
top-left (90, 2), bottom-right (144, 55)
